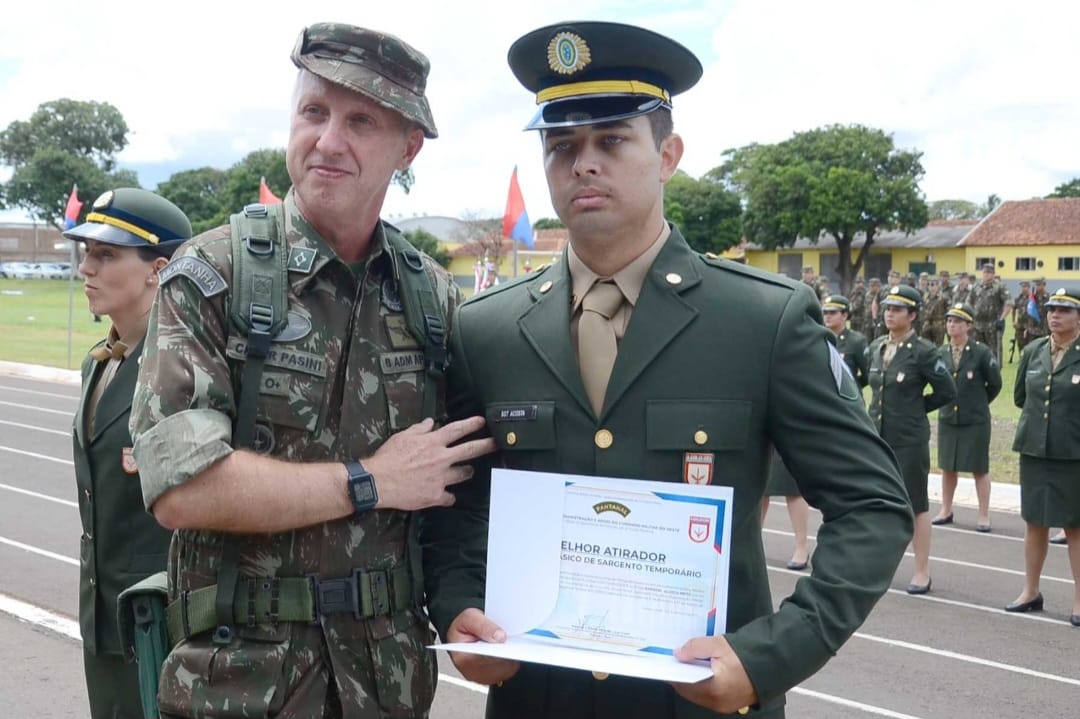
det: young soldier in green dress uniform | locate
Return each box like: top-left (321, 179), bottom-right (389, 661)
top-left (67, 189), bottom-right (191, 719)
top-left (822, 295), bottom-right (869, 387)
top-left (867, 284), bottom-right (956, 594)
top-left (1006, 287), bottom-right (1080, 626)
top-left (424, 21), bottom-right (914, 719)
top-left (933, 303), bottom-right (1002, 532)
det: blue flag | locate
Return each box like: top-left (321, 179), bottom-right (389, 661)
top-left (1027, 291), bottom-right (1040, 322)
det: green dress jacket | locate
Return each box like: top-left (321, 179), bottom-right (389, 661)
top-left (835, 328), bottom-right (869, 388)
top-left (1013, 336), bottom-right (1080, 458)
top-left (73, 340), bottom-right (172, 656)
top-left (937, 340), bottom-right (1001, 426)
top-left (867, 333), bottom-right (956, 446)
top-left (424, 228), bottom-right (913, 719)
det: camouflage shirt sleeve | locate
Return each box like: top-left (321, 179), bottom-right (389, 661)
top-left (130, 232), bottom-right (237, 509)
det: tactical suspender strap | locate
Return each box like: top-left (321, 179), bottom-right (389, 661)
top-left (384, 230), bottom-right (449, 420)
top-left (214, 203), bottom-right (289, 643)
top-left (230, 203), bottom-right (289, 450)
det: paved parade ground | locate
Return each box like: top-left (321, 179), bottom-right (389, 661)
top-left (1, 366), bottom-right (1077, 718)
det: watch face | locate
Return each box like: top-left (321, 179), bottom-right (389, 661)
top-left (351, 478), bottom-right (376, 505)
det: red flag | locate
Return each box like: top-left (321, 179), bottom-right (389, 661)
top-left (259, 177), bottom-right (282, 205)
top-left (64, 184), bottom-right (83, 229)
top-left (501, 167), bottom-right (533, 248)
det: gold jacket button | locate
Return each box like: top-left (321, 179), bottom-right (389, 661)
top-left (595, 429), bottom-right (614, 449)
top-left (694, 430), bottom-right (708, 445)
top-left (506, 431), bottom-right (517, 446)
top-left (665, 273), bottom-right (683, 285)
top-left (592, 671), bottom-right (609, 680)
top-left (539, 281), bottom-right (553, 294)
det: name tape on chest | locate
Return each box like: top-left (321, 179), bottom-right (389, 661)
top-left (159, 256), bottom-right (227, 297)
top-left (380, 350), bottom-right (425, 375)
top-left (226, 337), bottom-right (327, 377)
top-left (493, 405), bottom-right (539, 422)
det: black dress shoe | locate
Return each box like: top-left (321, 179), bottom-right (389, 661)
top-left (931, 513), bottom-right (954, 526)
top-left (1049, 533), bottom-right (1067, 545)
top-left (1071, 615), bottom-right (1080, 627)
top-left (906, 578), bottom-right (931, 595)
top-left (786, 560), bottom-right (808, 571)
top-left (1004, 593), bottom-right (1044, 613)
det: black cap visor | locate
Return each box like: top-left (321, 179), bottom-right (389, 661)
top-left (525, 94), bottom-right (668, 131)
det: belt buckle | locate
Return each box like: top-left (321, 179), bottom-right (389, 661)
top-left (307, 573), bottom-right (361, 622)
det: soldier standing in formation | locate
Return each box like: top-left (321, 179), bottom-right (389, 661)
top-left (847, 276), bottom-right (868, 336)
top-left (1013, 280), bottom-right (1034, 352)
top-left (867, 285), bottom-right (957, 595)
top-left (939, 270), bottom-right (954, 304)
top-left (433, 20), bottom-right (914, 718)
top-left (866, 277), bottom-right (883, 338)
top-left (933, 303), bottom-right (1002, 532)
top-left (920, 277), bottom-right (948, 346)
top-left (129, 23), bottom-right (496, 717)
top-left (871, 270), bottom-right (902, 340)
top-left (953, 272), bottom-right (973, 306)
top-left (969, 263), bottom-right (1013, 364)
top-left (66, 189), bottom-right (191, 718)
top-left (822, 295), bottom-right (869, 387)
top-left (1029, 278), bottom-right (1051, 345)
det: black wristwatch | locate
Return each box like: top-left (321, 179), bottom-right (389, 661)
top-left (344, 460), bottom-right (378, 515)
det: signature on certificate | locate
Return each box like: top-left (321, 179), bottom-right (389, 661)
top-left (573, 610), bottom-right (609, 634)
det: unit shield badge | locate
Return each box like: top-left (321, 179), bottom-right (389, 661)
top-left (688, 515), bottom-right (711, 543)
top-left (121, 447), bottom-right (138, 475)
top-left (683, 452), bottom-right (714, 485)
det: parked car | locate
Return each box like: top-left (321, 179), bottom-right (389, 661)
top-left (5, 262), bottom-right (44, 279)
top-left (40, 262), bottom-right (71, 279)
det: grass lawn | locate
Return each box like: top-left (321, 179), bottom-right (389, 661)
top-left (0, 278), bottom-right (1029, 483)
top-left (0, 278), bottom-right (107, 370)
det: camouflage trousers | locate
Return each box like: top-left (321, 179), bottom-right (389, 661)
top-left (921, 324), bottom-right (944, 347)
top-left (157, 610), bottom-right (437, 719)
top-left (973, 325), bottom-right (1002, 364)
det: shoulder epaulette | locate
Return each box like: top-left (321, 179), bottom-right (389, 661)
top-left (464, 264), bottom-right (552, 305)
top-left (698, 254), bottom-right (801, 291)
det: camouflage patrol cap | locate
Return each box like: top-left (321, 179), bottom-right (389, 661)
top-left (292, 23), bottom-right (438, 138)
top-left (946, 303), bottom-right (974, 322)
top-left (1034, 276), bottom-right (1046, 285)
top-left (981, 262), bottom-right (995, 272)
top-left (881, 284), bottom-right (922, 310)
top-left (821, 295), bottom-right (851, 313)
top-left (63, 188), bottom-right (191, 258)
top-left (868, 277), bottom-right (881, 286)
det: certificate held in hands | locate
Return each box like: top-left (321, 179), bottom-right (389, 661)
top-left (435, 468), bottom-right (734, 683)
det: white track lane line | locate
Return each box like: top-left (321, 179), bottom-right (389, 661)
top-left (0, 445), bottom-right (73, 465)
top-left (0, 400), bottom-right (74, 415)
top-left (0, 482), bottom-right (78, 507)
top-left (0, 536), bottom-right (79, 566)
top-left (0, 418), bottom-right (71, 436)
top-left (0, 384), bottom-right (79, 401)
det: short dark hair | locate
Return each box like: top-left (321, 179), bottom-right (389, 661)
top-left (647, 108), bottom-right (673, 149)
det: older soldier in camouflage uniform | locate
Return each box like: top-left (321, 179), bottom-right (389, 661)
top-left (952, 272), bottom-right (972, 306)
top-left (129, 23), bottom-right (496, 719)
top-left (939, 270), bottom-right (954, 304)
top-left (1013, 281), bottom-right (1034, 351)
top-left (920, 277), bottom-right (947, 346)
top-left (969, 262), bottom-right (1012, 364)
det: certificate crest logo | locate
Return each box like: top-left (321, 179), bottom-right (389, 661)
top-left (688, 515), bottom-right (711, 543)
top-left (683, 452), bottom-right (714, 485)
top-left (592, 501), bottom-right (631, 517)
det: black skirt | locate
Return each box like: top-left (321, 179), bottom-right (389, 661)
top-left (767, 448), bottom-right (800, 497)
top-left (892, 444), bottom-right (930, 514)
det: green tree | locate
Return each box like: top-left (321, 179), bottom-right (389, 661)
top-left (725, 124), bottom-right (928, 293)
top-left (0, 99), bottom-right (134, 226)
top-left (928, 199), bottom-right (981, 220)
top-left (403, 228), bottom-right (451, 268)
top-left (393, 168), bottom-right (415, 195)
top-left (979, 193), bottom-right (1001, 216)
top-left (156, 167), bottom-right (229, 235)
top-left (1047, 178), bottom-right (1080, 198)
top-left (663, 170), bottom-right (743, 254)
top-left (533, 217), bottom-right (565, 230)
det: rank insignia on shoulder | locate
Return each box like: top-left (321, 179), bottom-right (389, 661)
top-left (828, 340), bottom-right (860, 400)
top-left (288, 246), bottom-right (318, 274)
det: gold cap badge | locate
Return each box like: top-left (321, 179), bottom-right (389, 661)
top-left (92, 190), bottom-right (114, 210)
top-left (547, 32), bottom-right (591, 75)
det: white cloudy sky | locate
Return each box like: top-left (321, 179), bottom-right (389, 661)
top-left (2, 0), bottom-right (1078, 226)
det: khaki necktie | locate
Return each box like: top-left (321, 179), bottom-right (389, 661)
top-left (578, 280), bottom-right (624, 415)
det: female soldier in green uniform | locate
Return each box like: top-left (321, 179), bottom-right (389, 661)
top-left (868, 285), bottom-right (957, 594)
top-left (934, 303), bottom-right (1002, 532)
top-left (66, 188), bottom-right (191, 717)
top-left (1006, 287), bottom-right (1080, 626)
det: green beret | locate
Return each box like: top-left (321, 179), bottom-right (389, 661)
top-left (945, 303), bottom-right (975, 322)
top-left (821, 295), bottom-right (851, 313)
top-left (881, 284), bottom-right (922, 310)
top-left (508, 21), bottom-right (701, 131)
top-left (63, 188), bottom-right (191, 258)
top-left (292, 23), bottom-right (437, 138)
top-left (1046, 287), bottom-right (1080, 309)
